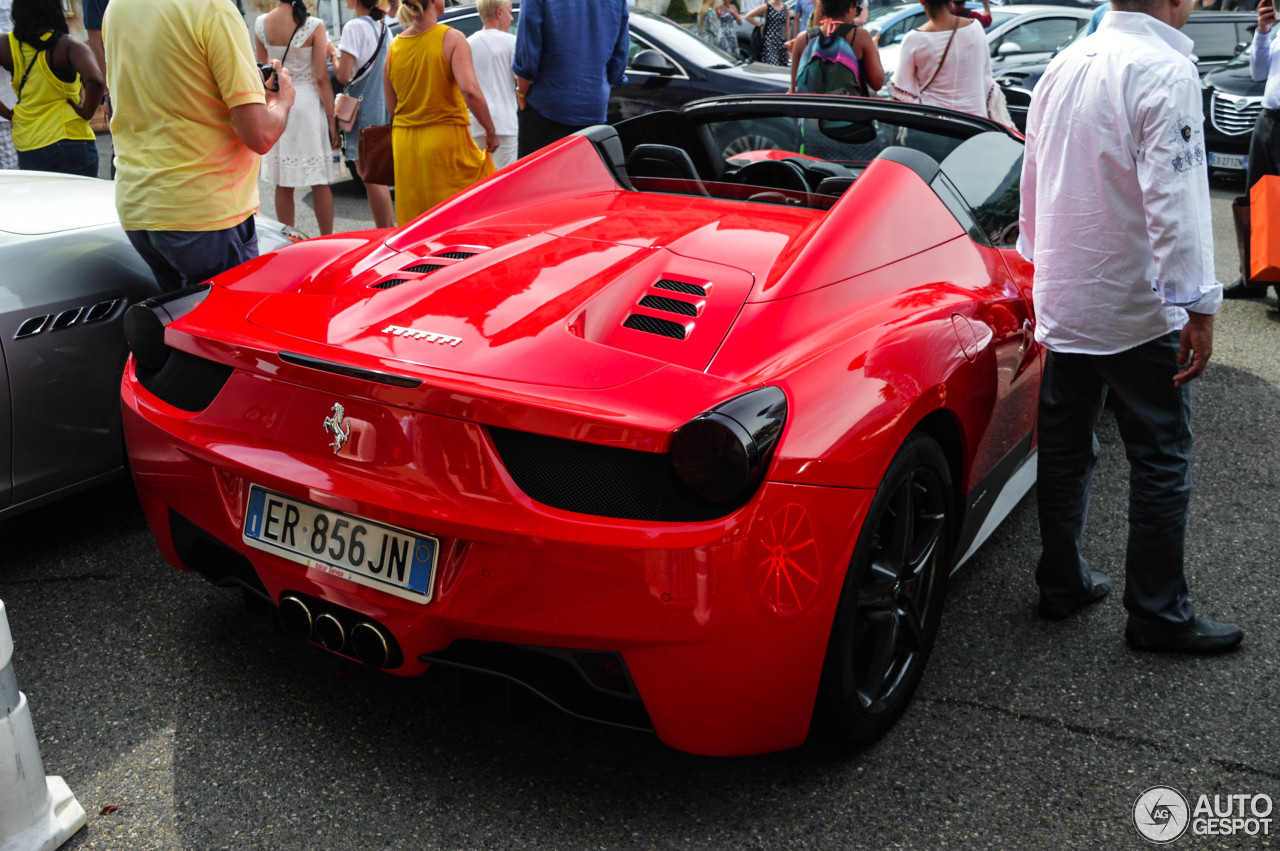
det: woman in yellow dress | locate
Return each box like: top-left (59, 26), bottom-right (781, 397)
top-left (385, 0), bottom-right (499, 225)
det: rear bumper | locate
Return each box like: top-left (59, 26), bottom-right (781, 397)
top-left (122, 360), bottom-right (874, 756)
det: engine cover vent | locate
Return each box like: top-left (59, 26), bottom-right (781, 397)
top-left (638, 295), bottom-right (698, 317)
top-left (371, 278), bottom-right (408, 290)
top-left (623, 314), bottom-right (687, 340)
top-left (654, 279), bottom-right (706, 297)
top-left (403, 263), bottom-right (446, 275)
top-left (433, 251), bottom-right (477, 260)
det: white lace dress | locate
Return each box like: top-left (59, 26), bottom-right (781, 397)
top-left (255, 15), bottom-right (331, 187)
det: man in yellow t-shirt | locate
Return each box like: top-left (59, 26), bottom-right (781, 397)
top-left (104, 0), bottom-right (295, 291)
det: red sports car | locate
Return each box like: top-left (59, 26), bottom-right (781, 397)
top-left (121, 95), bottom-right (1037, 756)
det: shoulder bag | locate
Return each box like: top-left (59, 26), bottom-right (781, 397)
top-left (357, 123), bottom-right (394, 185)
top-left (335, 19), bottom-right (387, 133)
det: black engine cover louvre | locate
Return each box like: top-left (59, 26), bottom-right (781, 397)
top-left (135, 349), bottom-right (234, 413)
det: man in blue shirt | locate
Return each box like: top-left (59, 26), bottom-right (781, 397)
top-left (513, 0), bottom-right (629, 157)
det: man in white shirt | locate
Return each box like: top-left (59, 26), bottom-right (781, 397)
top-left (1226, 0), bottom-right (1280, 297)
top-left (467, 0), bottom-right (518, 169)
top-left (1019, 0), bottom-right (1242, 653)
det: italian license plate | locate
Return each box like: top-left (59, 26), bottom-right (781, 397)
top-left (243, 486), bottom-right (438, 603)
top-left (1209, 152), bottom-right (1246, 171)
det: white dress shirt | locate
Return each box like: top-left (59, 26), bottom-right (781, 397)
top-left (1018, 11), bottom-right (1221, 356)
top-left (1250, 28), bottom-right (1280, 111)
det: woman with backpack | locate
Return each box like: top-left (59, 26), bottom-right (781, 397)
top-left (788, 0), bottom-right (883, 95)
top-left (0, 0), bottom-right (103, 176)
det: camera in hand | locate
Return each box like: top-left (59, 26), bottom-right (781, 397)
top-left (257, 62), bottom-right (279, 92)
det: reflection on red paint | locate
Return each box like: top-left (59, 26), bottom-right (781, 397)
top-left (760, 504), bottom-right (819, 616)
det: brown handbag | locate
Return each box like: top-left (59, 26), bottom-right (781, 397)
top-left (357, 124), bottom-right (393, 185)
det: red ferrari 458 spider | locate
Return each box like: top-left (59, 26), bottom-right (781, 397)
top-left (121, 95), bottom-right (1037, 756)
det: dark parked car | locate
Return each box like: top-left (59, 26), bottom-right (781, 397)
top-left (1202, 47), bottom-right (1265, 175)
top-left (995, 11), bottom-right (1257, 133)
top-left (441, 5), bottom-right (791, 124)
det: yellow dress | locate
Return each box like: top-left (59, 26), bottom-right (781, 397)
top-left (389, 24), bottom-right (494, 226)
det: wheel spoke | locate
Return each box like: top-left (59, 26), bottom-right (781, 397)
top-left (856, 609), bottom-right (901, 708)
top-left (857, 562), bottom-right (899, 609)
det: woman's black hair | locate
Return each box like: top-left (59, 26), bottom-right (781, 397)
top-left (282, 0), bottom-right (308, 27)
top-left (818, 0), bottom-right (857, 19)
top-left (357, 0), bottom-right (386, 21)
top-left (11, 0), bottom-right (69, 48)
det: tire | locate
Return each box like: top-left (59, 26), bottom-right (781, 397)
top-left (815, 432), bottom-right (953, 747)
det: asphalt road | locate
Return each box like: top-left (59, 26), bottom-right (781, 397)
top-left (0, 147), bottom-right (1275, 850)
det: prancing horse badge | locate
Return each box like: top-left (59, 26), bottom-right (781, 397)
top-left (323, 403), bottom-right (351, 453)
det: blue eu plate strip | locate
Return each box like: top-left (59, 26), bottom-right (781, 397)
top-left (246, 489), bottom-right (266, 539)
top-left (407, 538), bottom-right (436, 594)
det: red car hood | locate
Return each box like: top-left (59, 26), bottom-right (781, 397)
top-left (241, 193), bottom-right (818, 391)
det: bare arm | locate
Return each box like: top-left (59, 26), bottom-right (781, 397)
top-left (788, 29), bottom-right (808, 91)
top-left (856, 27), bottom-right (885, 92)
top-left (445, 29), bottom-right (497, 151)
top-left (63, 38), bottom-right (106, 122)
top-left (311, 23), bottom-right (339, 149)
top-left (745, 4), bottom-right (766, 26)
top-left (383, 49), bottom-right (396, 119)
top-left (1175, 312), bottom-right (1213, 386)
top-left (336, 47), bottom-right (358, 86)
top-left (231, 61), bottom-right (295, 154)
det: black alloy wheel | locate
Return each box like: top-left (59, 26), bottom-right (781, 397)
top-left (815, 432), bottom-right (952, 747)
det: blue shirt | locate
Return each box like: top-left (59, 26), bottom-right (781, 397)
top-left (795, 0), bottom-right (815, 29)
top-left (83, 0), bottom-right (108, 30)
top-left (512, 0), bottom-right (629, 126)
top-left (1085, 2), bottom-right (1109, 36)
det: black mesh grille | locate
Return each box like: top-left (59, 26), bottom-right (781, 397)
top-left (169, 509), bottom-right (269, 600)
top-left (434, 251), bottom-right (477, 260)
top-left (403, 263), bottom-right (445, 274)
top-left (654, 279), bottom-right (706, 296)
top-left (623, 314), bottom-right (687, 340)
top-left (371, 278), bottom-right (408, 289)
top-left (489, 427), bottom-right (730, 521)
top-left (639, 295), bottom-right (698, 316)
top-left (136, 349), bottom-right (234, 412)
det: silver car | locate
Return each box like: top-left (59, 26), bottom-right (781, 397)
top-left (0, 170), bottom-right (300, 521)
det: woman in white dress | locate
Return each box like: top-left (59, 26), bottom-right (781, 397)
top-left (255, 0), bottom-right (339, 235)
top-left (889, 0), bottom-right (994, 118)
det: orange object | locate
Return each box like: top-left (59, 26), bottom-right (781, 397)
top-left (1250, 174), bottom-right (1280, 282)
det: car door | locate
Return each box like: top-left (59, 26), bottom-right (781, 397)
top-left (610, 31), bottom-right (697, 124)
top-left (989, 15), bottom-right (1084, 70)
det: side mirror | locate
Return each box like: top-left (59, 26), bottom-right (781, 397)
top-left (631, 49), bottom-right (678, 76)
top-left (1233, 41), bottom-right (1248, 56)
top-left (996, 42), bottom-right (1022, 56)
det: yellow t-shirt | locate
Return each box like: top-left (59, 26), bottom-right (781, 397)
top-left (104, 0), bottom-right (266, 231)
top-left (7, 32), bottom-right (94, 151)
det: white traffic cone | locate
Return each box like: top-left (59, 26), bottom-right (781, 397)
top-left (0, 600), bottom-right (86, 851)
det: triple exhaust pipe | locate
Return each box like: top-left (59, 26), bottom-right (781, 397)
top-left (278, 595), bottom-right (395, 669)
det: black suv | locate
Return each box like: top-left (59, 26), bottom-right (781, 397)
top-left (1202, 48), bottom-right (1266, 175)
top-left (996, 11), bottom-right (1257, 133)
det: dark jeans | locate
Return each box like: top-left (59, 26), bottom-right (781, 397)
top-left (1036, 331), bottom-right (1196, 627)
top-left (126, 217), bottom-right (259, 292)
top-left (517, 104), bottom-right (592, 158)
top-left (17, 138), bottom-right (99, 177)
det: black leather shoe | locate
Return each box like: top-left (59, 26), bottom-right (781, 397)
top-left (1038, 570), bottom-right (1112, 620)
top-left (1125, 616), bottom-right (1244, 654)
top-left (1223, 278), bottom-right (1267, 299)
